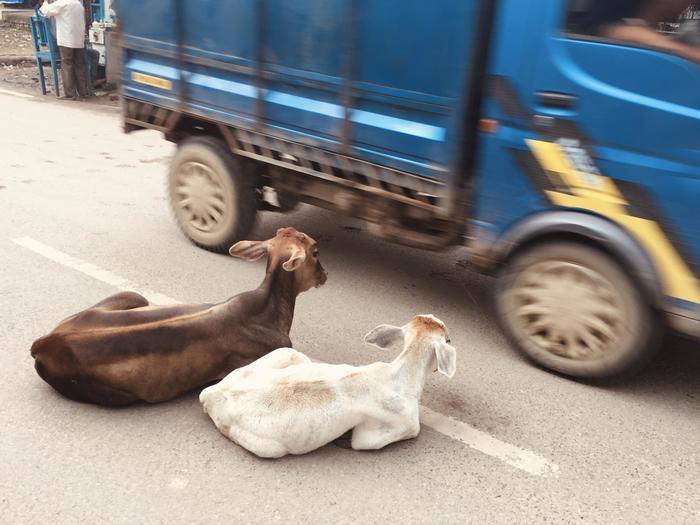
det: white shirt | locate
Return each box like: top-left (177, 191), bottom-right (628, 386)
top-left (40, 0), bottom-right (85, 49)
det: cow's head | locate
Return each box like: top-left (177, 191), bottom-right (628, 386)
top-left (228, 227), bottom-right (327, 293)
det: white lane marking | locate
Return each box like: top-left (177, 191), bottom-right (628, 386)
top-left (420, 407), bottom-right (558, 477)
top-left (0, 88), bottom-right (34, 99)
top-left (12, 235), bottom-right (560, 477)
top-left (11, 236), bottom-right (179, 305)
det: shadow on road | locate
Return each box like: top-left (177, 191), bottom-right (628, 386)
top-left (613, 334), bottom-right (700, 403)
top-left (251, 206), bottom-right (493, 308)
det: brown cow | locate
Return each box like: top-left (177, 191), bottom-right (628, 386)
top-left (30, 227), bottom-right (327, 407)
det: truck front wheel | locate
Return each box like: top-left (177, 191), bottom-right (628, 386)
top-left (495, 241), bottom-right (661, 380)
top-left (168, 137), bottom-right (258, 253)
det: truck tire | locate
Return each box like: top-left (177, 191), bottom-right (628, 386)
top-left (495, 241), bottom-right (661, 380)
top-left (168, 137), bottom-right (258, 253)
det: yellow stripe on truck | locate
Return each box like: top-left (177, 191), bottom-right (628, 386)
top-left (526, 139), bottom-right (700, 304)
top-left (131, 72), bottom-right (172, 91)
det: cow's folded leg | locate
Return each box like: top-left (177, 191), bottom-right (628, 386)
top-left (35, 361), bottom-right (137, 407)
top-left (90, 291), bottom-right (150, 311)
top-left (350, 416), bottom-right (418, 451)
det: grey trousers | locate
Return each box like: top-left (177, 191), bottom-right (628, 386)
top-left (59, 46), bottom-right (88, 98)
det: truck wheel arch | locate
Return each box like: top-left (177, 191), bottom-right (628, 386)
top-left (487, 210), bottom-right (664, 309)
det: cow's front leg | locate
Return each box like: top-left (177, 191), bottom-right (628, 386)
top-left (351, 415), bottom-right (420, 451)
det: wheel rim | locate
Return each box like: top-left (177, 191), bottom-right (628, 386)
top-left (508, 261), bottom-right (626, 360)
top-left (173, 161), bottom-right (228, 234)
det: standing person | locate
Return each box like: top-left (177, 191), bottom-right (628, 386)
top-left (39, 0), bottom-right (89, 100)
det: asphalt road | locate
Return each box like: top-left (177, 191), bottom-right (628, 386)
top-left (1, 88), bottom-right (699, 525)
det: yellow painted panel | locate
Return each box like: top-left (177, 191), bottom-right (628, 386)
top-left (131, 72), bottom-right (172, 91)
top-left (547, 191), bottom-right (700, 303)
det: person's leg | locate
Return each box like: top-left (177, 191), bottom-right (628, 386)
top-left (58, 46), bottom-right (77, 98)
top-left (73, 47), bottom-right (89, 98)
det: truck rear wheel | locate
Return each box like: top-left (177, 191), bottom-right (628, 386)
top-left (495, 241), bottom-right (661, 380)
top-left (168, 137), bottom-right (258, 253)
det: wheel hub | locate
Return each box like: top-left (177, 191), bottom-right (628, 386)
top-left (174, 161), bottom-right (226, 233)
top-left (510, 261), bottom-right (625, 360)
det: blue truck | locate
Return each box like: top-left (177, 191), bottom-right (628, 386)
top-left (118, 0), bottom-right (700, 380)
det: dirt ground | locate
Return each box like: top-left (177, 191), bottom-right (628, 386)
top-left (0, 23), bottom-right (44, 91)
top-left (0, 21), bottom-right (33, 56)
top-left (0, 22), bottom-right (118, 106)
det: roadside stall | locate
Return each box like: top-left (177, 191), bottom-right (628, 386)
top-left (87, 0), bottom-right (116, 76)
top-left (29, 0), bottom-right (116, 96)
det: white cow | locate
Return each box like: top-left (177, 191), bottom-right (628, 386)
top-left (199, 314), bottom-right (457, 458)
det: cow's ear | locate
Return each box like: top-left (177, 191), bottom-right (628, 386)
top-left (229, 240), bottom-right (269, 261)
top-left (363, 324), bottom-right (405, 349)
top-left (282, 245), bottom-right (306, 272)
top-left (433, 341), bottom-right (457, 378)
